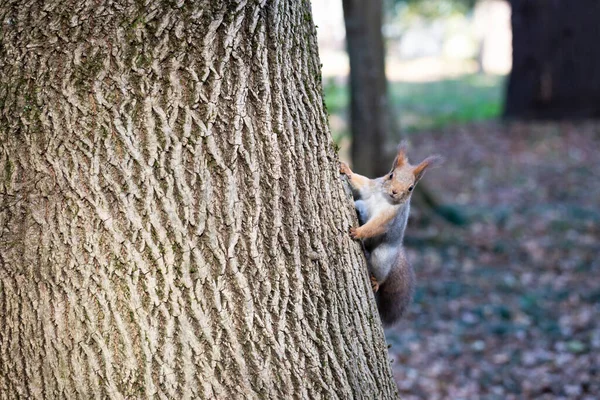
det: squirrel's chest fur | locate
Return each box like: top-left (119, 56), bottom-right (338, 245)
top-left (354, 191), bottom-right (410, 282)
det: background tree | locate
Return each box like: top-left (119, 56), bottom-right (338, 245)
top-left (341, 0), bottom-right (479, 177)
top-left (342, 0), bottom-right (392, 177)
top-left (340, 0), bottom-right (479, 175)
top-left (0, 1), bottom-right (398, 398)
top-left (341, 0), bottom-right (470, 225)
top-left (505, 0), bottom-right (600, 118)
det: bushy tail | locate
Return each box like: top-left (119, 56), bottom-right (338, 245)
top-left (375, 249), bottom-right (415, 326)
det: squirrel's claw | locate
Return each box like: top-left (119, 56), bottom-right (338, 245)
top-left (340, 162), bottom-right (352, 176)
top-left (370, 275), bottom-right (380, 293)
top-left (349, 226), bottom-right (361, 240)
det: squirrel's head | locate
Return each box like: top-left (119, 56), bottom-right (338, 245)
top-left (383, 141), bottom-right (443, 204)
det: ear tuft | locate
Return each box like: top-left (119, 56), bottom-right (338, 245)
top-left (413, 154), bottom-right (443, 181)
top-left (425, 154), bottom-right (444, 168)
top-left (393, 140), bottom-right (409, 168)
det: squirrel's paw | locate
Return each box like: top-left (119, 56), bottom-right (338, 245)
top-left (340, 162), bottom-right (352, 176)
top-left (349, 226), bottom-right (361, 240)
top-left (370, 275), bottom-right (380, 293)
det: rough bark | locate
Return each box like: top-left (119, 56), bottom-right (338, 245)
top-left (505, 0), bottom-right (600, 119)
top-left (342, 0), bottom-right (392, 177)
top-left (0, 1), bottom-right (398, 398)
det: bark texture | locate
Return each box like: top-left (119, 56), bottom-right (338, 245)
top-left (505, 0), bottom-right (600, 119)
top-left (0, 1), bottom-right (398, 398)
top-left (342, 0), bottom-right (392, 177)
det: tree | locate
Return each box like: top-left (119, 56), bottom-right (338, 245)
top-left (0, 1), bottom-right (399, 398)
top-left (342, 0), bottom-right (392, 177)
top-left (341, 0), bottom-right (467, 226)
top-left (505, 0), bottom-right (600, 119)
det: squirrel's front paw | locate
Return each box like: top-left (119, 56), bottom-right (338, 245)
top-left (349, 226), bottom-right (362, 240)
top-left (340, 162), bottom-right (352, 176)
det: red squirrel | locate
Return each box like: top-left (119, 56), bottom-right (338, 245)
top-left (340, 142), bottom-right (442, 326)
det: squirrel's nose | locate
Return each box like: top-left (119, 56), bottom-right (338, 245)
top-left (392, 190), bottom-right (398, 195)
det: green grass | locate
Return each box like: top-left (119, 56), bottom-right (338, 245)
top-left (322, 79), bottom-right (349, 115)
top-left (390, 74), bottom-right (506, 132)
top-left (323, 74), bottom-right (506, 137)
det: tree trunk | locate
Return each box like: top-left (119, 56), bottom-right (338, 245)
top-left (0, 1), bottom-right (398, 398)
top-left (505, 0), bottom-right (600, 119)
top-left (342, 0), bottom-right (392, 177)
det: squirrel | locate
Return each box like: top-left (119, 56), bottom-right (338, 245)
top-left (340, 142), bottom-right (442, 326)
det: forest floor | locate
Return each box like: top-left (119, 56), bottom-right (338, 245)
top-left (386, 121), bottom-right (600, 400)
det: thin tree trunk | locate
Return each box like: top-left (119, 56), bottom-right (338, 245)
top-left (0, 1), bottom-right (398, 398)
top-left (505, 0), bottom-right (600, 119)
top-left (341, 1), bottom-right (463, 227)
top-left (342, 0), bottom-right (392, 177)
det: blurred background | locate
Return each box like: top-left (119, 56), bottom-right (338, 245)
top-left (312, 0), bottom-right (600, 398)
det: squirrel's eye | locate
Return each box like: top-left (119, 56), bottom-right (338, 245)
top-left (389, 173), bottom-right (394, 179)
top-left (408, 185), bottom-right (414, 192)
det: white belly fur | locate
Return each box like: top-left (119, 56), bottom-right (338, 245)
top-left (369, 243), bottom-right (396, 281)
top-left (354, 193), bottom-right (409, 282)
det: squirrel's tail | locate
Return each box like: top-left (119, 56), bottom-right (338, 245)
top-left (375, 249), bottom-right (415, 327)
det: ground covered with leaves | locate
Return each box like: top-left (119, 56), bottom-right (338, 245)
top-left (387, 122), bottom-right (600, 400)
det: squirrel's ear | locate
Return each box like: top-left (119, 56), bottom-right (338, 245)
top-left (393, 141), bottom-right (409, 168)
top-left (413, 155), bottom-right (444, 181)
